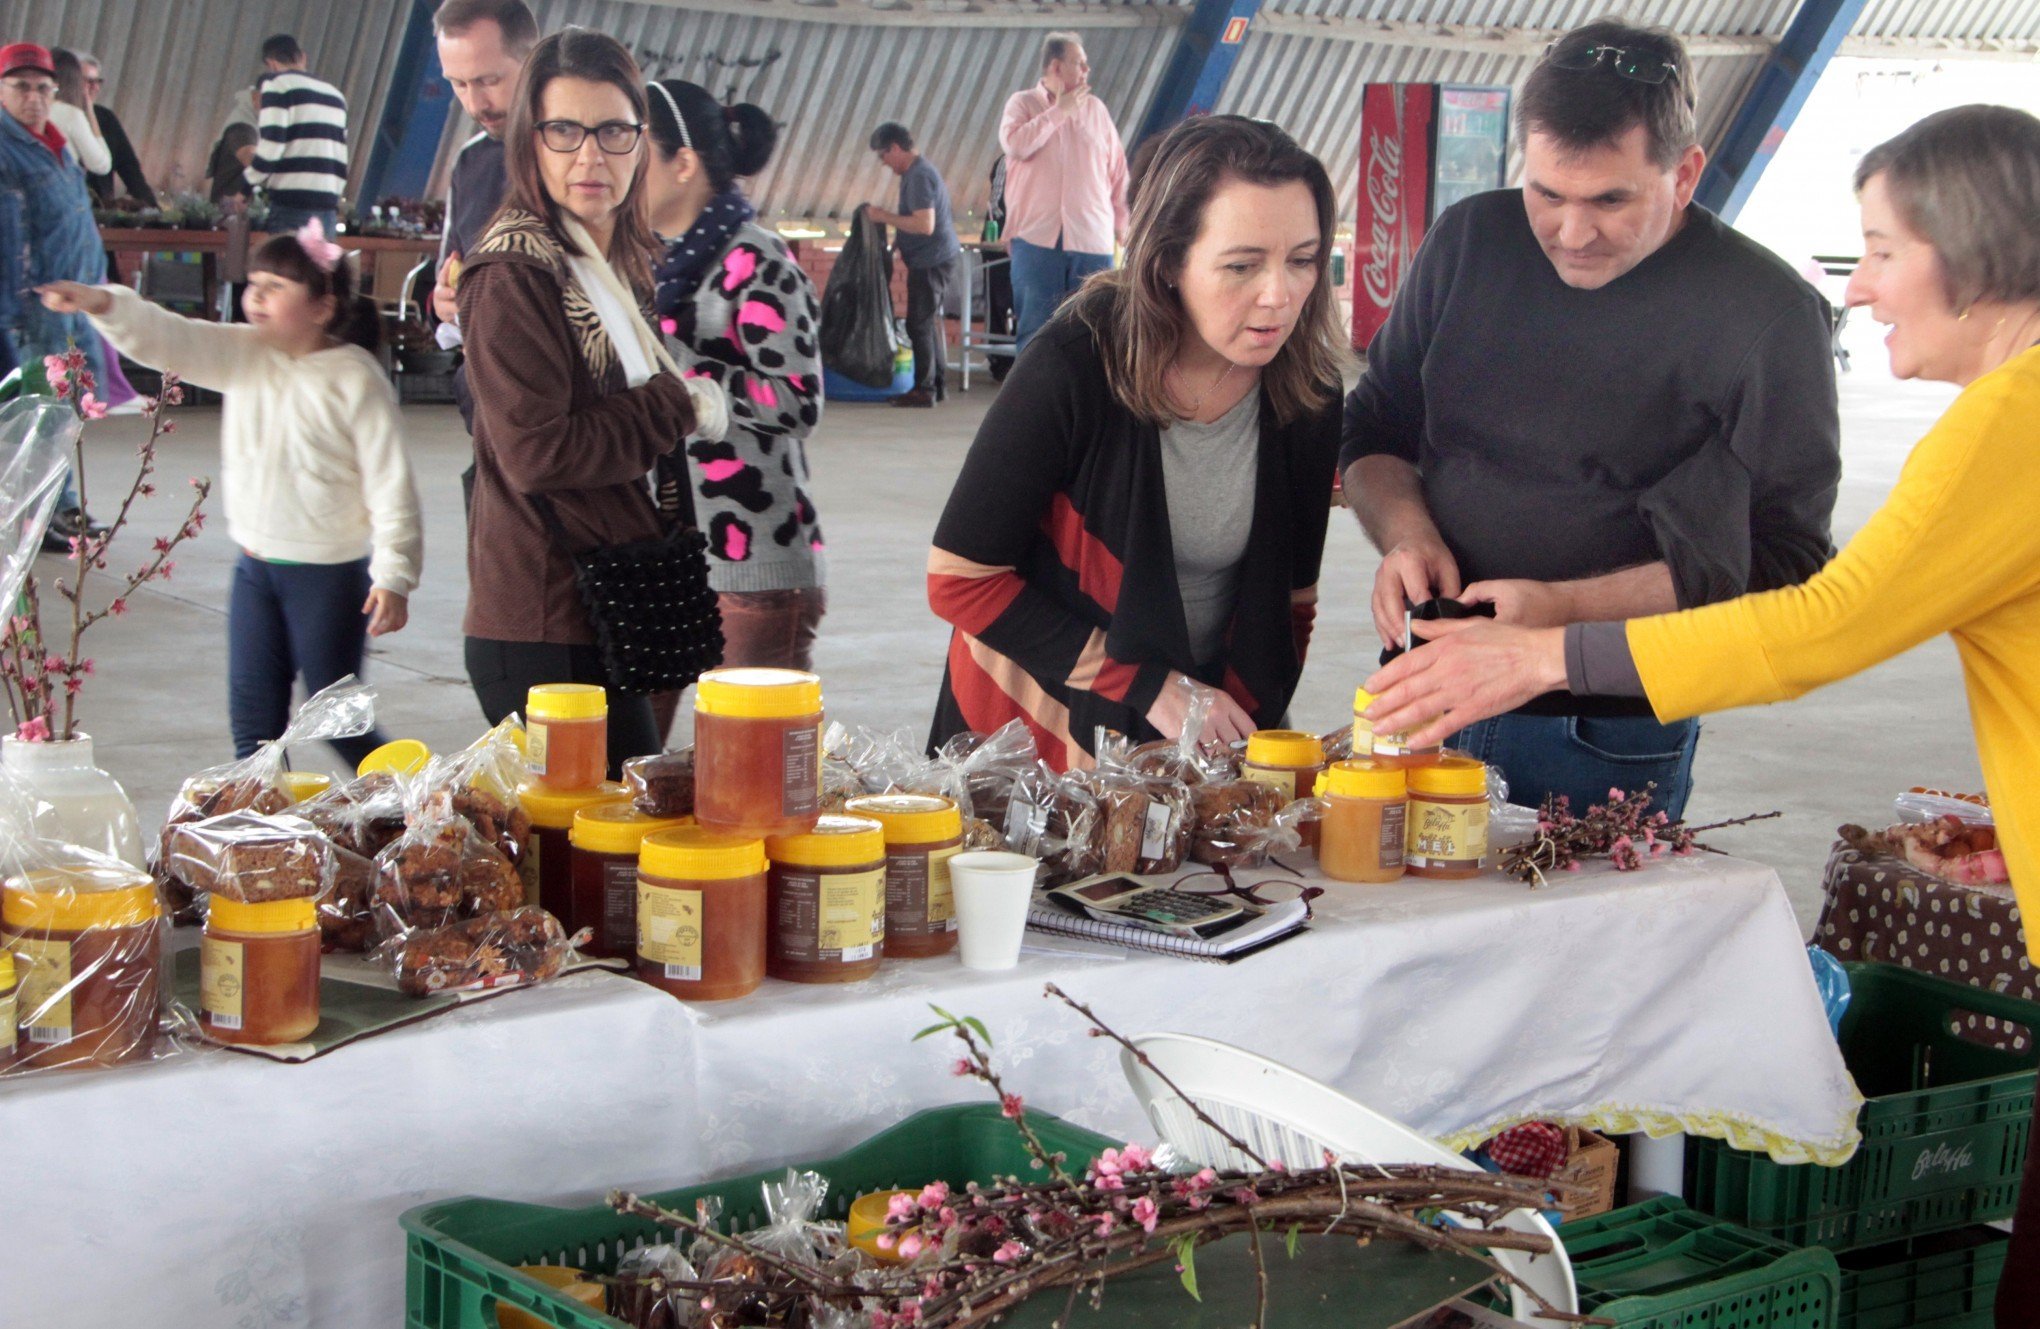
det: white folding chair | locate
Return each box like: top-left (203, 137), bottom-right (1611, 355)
top-left (1120, 1032), bottom-right (1578, 1327)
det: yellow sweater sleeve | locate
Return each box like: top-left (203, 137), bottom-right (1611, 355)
top-left (1629, 351), bottom-right (2040, 719)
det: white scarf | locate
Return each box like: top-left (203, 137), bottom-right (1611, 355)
top-left (559, 214), bottom-right (680, 386)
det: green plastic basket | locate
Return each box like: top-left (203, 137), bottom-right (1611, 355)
top-left (402, 1104), bottom-right (1115, 1329)
top-left (1687, 962), bottom-right (2039, 1249)
top-left (1556, 1197), bottom-right (1840, 1329)
top-left (1835, 1226), bottom-right (2010, 1329)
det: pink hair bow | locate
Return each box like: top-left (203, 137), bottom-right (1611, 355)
top-left (295, 218), bottom-right (345, 273)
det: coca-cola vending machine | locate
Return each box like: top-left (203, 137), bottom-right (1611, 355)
top-left (1352, 83), bottom-right (1511, 349)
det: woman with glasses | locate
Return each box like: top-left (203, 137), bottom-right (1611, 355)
top-left (1357, 106), bottom-right (2040, 1324)
top-left (642, 79), bottom-right (826, 718)
top-left (45, 50), bottom-right (110, 179)
top-left (458, 28), bottom-right (723, 774)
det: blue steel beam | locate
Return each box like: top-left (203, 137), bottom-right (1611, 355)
top-left (356, 0), bottom-right (455, 210)
top-left (1133, 0), bottom-right (1263, 148)
top-left (1695, 0), bottom-right (1869, 223)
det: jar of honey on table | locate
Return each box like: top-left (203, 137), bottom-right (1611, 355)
top-left (202, 896), bottom-right (322, 1045)
top-left (766, 815), bottom-right (887, 983)
top-left (693, 668), bottom-right (823, 839)
top-left (637, 827), bottom-right (769, 1001)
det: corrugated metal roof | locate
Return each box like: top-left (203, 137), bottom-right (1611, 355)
top-left (12, 0), bottom-right (2040, 230)
top-left (516, 0), bottom-right (1180, 228)
top-left (8, 0), bottom-right (412, 202)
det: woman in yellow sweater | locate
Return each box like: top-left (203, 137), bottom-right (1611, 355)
top-left (1360, 103), bottom-right (2040, 1324)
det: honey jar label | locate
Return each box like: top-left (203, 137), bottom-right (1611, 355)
top-left (782, 724), bottom-right (822, 818)
top-left (202, 937), bottom-right (246, 1030)
top-left (602, 861), bottom-right (639, 958)
top-left (638, 882), bottom-right (703, 980)
top-left (525, 721), bottom-right (550, 776)
top-left (1004, 800), bottom-right (1050, 854)
top-left (14, 936), bottom-right (73, 1044)
top-left (1240, 766), bottom-right (1297, 793)
top-left (1406, 800), bottom-right (1490, 868)
top-left (1379, 804), bottom-right (1407, 869)
top-left (886, 851), bottom-right (958, 935)
top-left (777, 869), bottom-right (885, 963)
top-left (927, 845), bottom-right (959, 929)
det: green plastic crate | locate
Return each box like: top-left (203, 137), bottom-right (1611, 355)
top-left (1556, 1196), bottom-right (1840, 1328)
top-left (1835, 1226), bottom-right (2010, 1329)
top-left (1687, 962), bottom-right (2040, 1249)
top-left (402, 1104), bottom-right (1116, 1329)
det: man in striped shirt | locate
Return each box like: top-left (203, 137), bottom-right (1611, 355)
top-left (244, 34), bottom-right (347, 235)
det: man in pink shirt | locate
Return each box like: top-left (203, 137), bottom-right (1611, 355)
top-left (998, 32), bottom-right (1129, 352)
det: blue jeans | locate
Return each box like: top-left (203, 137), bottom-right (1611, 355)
top-left (1449, 713), bottom-right (1702, 821)
top-left (229, 553), bottom-right (388, 764)
top-left (265, 206), bottom-right (340, 238)
top-left (1009, 236), bottom-right (1113, 352)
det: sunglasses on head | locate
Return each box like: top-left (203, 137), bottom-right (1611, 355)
top-left (1544, 42), bottom-right (1679, 86)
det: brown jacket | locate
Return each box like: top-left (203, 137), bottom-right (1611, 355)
top-left (458, 209), bottom-right (695, 643)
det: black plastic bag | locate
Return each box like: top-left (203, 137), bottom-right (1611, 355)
top-left (819, 207), bottom-right (902, 389)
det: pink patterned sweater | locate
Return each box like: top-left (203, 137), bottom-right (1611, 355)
top-left (661, 221), bottom-right (827, 594)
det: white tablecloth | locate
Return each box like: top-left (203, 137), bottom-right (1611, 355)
top-left (2, 854), bottom-right (1859, 1328)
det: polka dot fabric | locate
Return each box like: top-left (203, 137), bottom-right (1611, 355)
top-left (1816, 838), bottom-right (2034, 1053)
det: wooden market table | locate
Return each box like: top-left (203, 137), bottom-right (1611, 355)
top-left (0, 854), bottom-right (1858, 1327)
top-left (99, 227), bottom-right (442, 319)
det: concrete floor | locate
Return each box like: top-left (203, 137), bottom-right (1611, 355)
top-left (58, 320), bottom-right (1977, 934)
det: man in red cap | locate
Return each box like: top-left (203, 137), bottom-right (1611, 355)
top-left (3, 39), bottom-right (111, 544)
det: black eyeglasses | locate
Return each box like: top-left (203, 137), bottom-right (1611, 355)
top-left (536, 119), bottom-right (644, 154)
top-left (1544, 42), bottom-right (1680, 86)
top-left (1174, 863), bottom-right (1325, 920)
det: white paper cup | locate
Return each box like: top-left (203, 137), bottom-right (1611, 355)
top-left (950, 851), bottom-right (1039, 970)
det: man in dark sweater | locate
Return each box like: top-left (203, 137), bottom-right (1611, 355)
top-left (865, 121), bottom-right (963, 407)
top-left (1340, 20), bottom-right (1841, 820)
top-left (428, 0), bottom-right (536, 459)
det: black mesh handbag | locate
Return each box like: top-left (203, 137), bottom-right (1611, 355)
top-left (534, 498), bottom-right (725, 696)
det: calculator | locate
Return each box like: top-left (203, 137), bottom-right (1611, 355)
top-left (1045, 875), bottom-right (1248, 937)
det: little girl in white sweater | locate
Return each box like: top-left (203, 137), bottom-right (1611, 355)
top-left (38, 225), bottom-right (423, 767)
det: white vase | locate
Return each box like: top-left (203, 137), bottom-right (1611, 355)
top-left (0, 733), bottom-right (147, 869)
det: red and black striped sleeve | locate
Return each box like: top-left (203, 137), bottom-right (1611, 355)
top-left (926, 339), bottom-right (1175, 722)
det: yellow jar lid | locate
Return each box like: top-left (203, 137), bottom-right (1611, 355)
top-left (695, 667), bottom-right (824, 719)
top-left (282, 771), bottom-right (333, 803)
top-left (1409, 756), bottom-right (1488, 797)
top-left (357, 738), bottom-right (432, 778)
top-left (768, 815), bottom-right (886, 868)
top-left (844, 794), bottom-right (962, 844)
top-left (528, 683), bottom-right (608, 721)
top-left (3, 865), bottom-right (161, 931)
top-left (1317, 759), bottom-right (1408, 800)
top-left (208, 895), bottom-right (318, 934)
top-left (570, 802), bottom-right (689, 855)
top-left (640, 826), bottom-right (768, 881)
top-left (1245, 730), bottom-right (1325, 769)
top-left (0, 949), bottom-right (14, 988)
top-left (520, 782), bottom-right (628, 829)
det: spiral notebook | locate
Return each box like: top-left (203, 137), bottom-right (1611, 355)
top-left (1024, 894), bottom-right (1310, 963)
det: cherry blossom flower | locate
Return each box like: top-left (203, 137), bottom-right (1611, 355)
top-left (15, 717), bottom-right (51, 742)
top-left (992, 1240), bottom-right (1026, 1265)
top-left (887, 1191), bottom-right (918, 1223)
top-left (79, 393), bottom-right (108, 420)
top-left (896, 1231), bottom-right (926, 1261)
top-left (917, 1181), bottom-right (949, 1209)
top-left (1131, 1196), bottom-right (1159, 1233)
top-left (1000, 1093), bottom-right (1024, 1119)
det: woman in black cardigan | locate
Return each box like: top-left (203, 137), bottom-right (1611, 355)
top-left (927, 116), bottom-right (1348, 770)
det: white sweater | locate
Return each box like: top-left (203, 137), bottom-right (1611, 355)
top-left (48, 102), bottom-right (111, 176)
top-left (91, 287), bottom-right (423, 594)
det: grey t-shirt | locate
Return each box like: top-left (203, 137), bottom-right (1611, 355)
top-left (1160, 390), bottom-right (1259, 664)
top-left (897, 156), bottom-right (962, 270)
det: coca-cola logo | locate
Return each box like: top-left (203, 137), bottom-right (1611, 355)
top-left (1909, 1140), bottom-right (1977, 1182)
top-left (1361, 127), bottom-right (1405, 311)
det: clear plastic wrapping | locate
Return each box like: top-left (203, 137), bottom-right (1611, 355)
top-left (161, 808), bottom-right (371, 905)
top-left (624, 748), bottom-right (696, 819)
top-left (383, 905), bottom-right (570, 996)
top-left (154, 677), bottom-right (378, 918)
top-left (999, 761), bottom-right (1102, 886)
top-left (1, 769), bottom-right (177, 1077)
top-left (1894, 788), bottom-right (1993, 826)
top-left (1189, 779), bottom-right (1296, 867)
top-left (1083, 728), bottom-right (1195, 875)
top-left (370, 776), bottom-right (525, 939)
